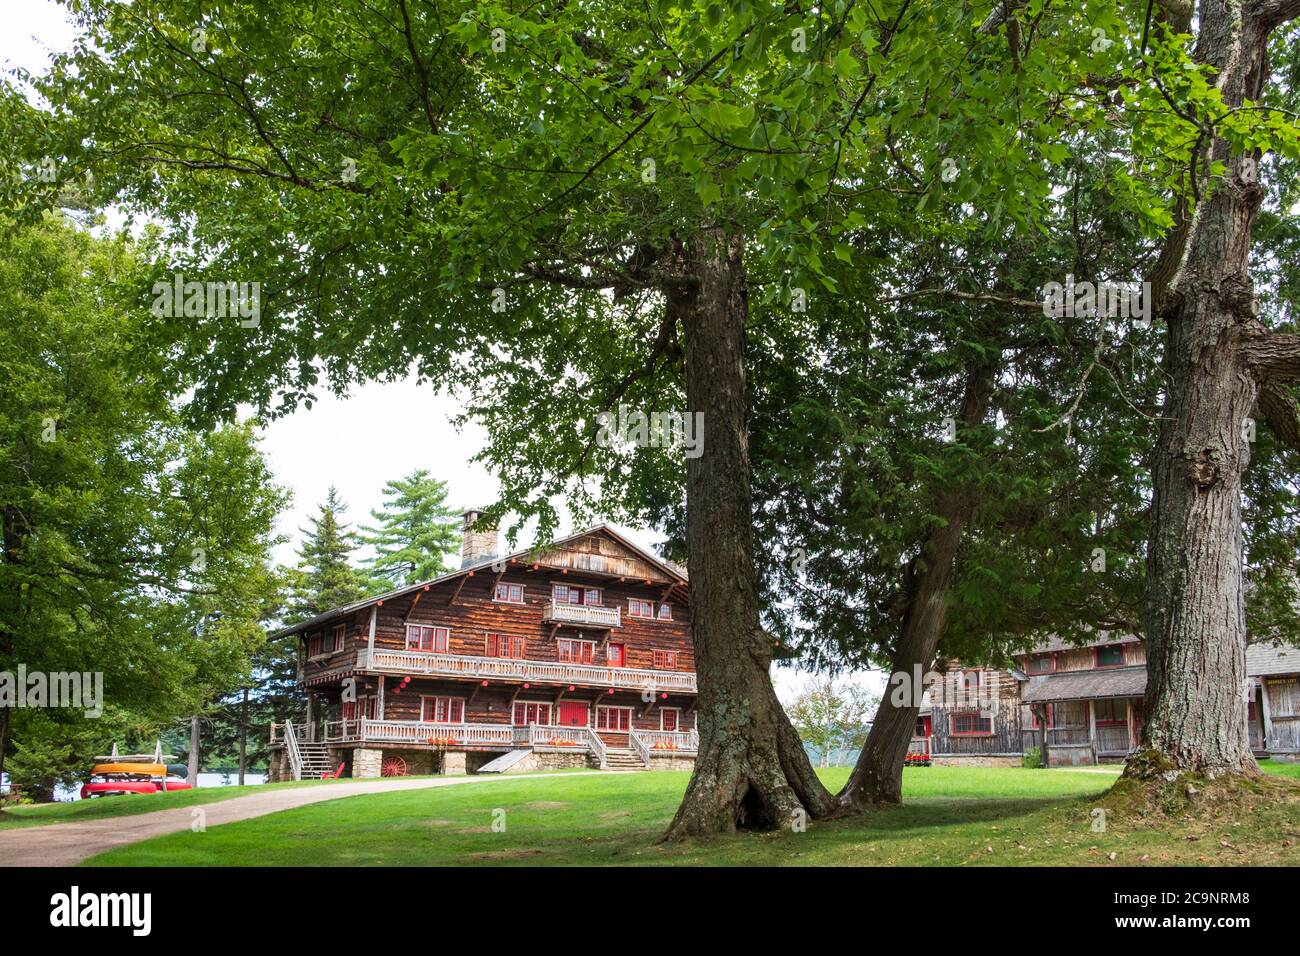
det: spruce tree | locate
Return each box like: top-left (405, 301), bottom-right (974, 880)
top-left (292, 487), bottom-right (368, 618)
top-left (360, 471), bottom-right (460, 589)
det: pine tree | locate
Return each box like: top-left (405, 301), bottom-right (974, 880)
top-left (292, 487), bottom-right (368, 617)
top-left (360, 470), bottom-right (460, 589)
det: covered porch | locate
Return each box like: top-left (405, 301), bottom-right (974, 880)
top-left (1020, 666), bottom-right (1147, 766)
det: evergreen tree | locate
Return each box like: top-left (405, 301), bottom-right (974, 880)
top-left (360, 470), bottom-right (460, 589)
top-left (292, 488), bottom-right (368, 618)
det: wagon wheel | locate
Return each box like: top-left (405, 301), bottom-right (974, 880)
top-left (381, 755), bottom-right (408, 777)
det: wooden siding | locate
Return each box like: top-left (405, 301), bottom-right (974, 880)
top-left (1022, 641), bottom-right (1146, 674)
top-left (297, 531), bottom-right (694, 696)
top-left (925, 663), bottom-right (1022, 755)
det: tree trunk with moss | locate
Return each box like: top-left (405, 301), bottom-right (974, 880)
top-left (1132, 0), bottom-right (1300, 780)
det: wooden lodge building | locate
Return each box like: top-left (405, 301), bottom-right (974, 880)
top-left (912, 633), bottom-right (1300, 767)
top-left (268, 513), bottom-right (699, 780)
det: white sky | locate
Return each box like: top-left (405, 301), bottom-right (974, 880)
top-left (4, 1), bottom-right (883, 703)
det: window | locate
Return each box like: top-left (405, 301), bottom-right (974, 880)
top-left (661, 708), bottom-right (679, 732)
top-left (494, 582), bottom-right (525, 604)
top-left (308, 627), bottom-right (345, 658)
top-left (1026, 654), bottom-right (1054, 675)
top-left (595, 705), bottom-right (632, 732)
top-left (406, 624), bottom-right (449, 652)
top-left (657, 603), bottom-right (673, 621)
top-left (1094, 699), bottom-right (1128, 724)
top-left (512, 701), bottom-right (552, 726)
top-left (1027, 704), bottom-right (1054, 729)
top-left (1095, 644), bottom-right (1125, 668)
top-left (607, 642), bottom-right (625, 667)
top-left (913, 716), bottom-right (931, 738)
top-left (554, 585), bottom-right (601, 605)
top-left (421, 696), bottom-right (464, 723)
top-left (557, 639), bottom-right (595, 664)
top-left (652, 649), bottom-right (677, 670)
top-left (486, 633), bottom-right (526, 659)
top-left (950, 712), bottom-right (993, 736)
top-left (627, 598), bottom-right (654, 619)
top-left (342, 697), bottom-right (377, 721)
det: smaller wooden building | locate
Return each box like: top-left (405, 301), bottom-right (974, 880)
top-left (1247, 642), bottom-right (1300, 758)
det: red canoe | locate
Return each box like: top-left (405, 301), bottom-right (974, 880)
top-left (80, 777), bottom-right (193, 799)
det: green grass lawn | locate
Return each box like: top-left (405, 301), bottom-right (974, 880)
top-left (81, 764), bottom-right (1300, 867)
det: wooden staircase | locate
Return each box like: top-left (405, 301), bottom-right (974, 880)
top-left (296, 741), bottom-right (333, 779)
top-left (602, 748), bottom-right (649, 770)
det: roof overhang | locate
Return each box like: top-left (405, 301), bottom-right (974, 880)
top-left (1020, 666), bottom-right (1147, 704)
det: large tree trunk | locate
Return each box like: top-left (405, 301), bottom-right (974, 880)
top-left (837, 361), bottom-right (996, 809)
top-left (1131, 0), bottom-right (1290, 779)
top-left (238, 687), bottom-right (249, 786)
top-left (187, 714), bottom-right (201, 787)
top-left (664, 229), bottom-right (833, 837)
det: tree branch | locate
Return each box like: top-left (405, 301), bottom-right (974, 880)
top-left (1257, 380), bottom-right (1300, 452)
top-left (1254, 0), bottom-right (1300, 30)
top-left (1244, 331), bottom-right (1300, 380)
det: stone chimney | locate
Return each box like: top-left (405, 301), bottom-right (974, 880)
top-left (460, 508), bottom-right (499, 568)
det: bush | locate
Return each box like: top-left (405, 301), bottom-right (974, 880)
top-left (1022, 746), bottom-right (1043, 769)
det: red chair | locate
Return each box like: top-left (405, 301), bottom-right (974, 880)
top-left (320, 762), bottom-right (345, 780)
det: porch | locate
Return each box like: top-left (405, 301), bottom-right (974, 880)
top-left (351, 647), bottom-right (697, 693)
top-left (268, 720), bottom-right (699, 778)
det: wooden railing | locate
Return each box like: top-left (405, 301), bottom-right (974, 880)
top-left (520, 724), bottom-right (606, 767)
top-left (355, 648), bottom-right (696, 692)
top-left (543, 601), bottom-right (621, 628)
top-left (1045, 727), bottom-right (1091, 747)
top-left (1095, 724), bottom-right (1133, 755)
top-left (281, 721), bottom-right (304, 781)
top-left (907, 737), bottom-right (931, 757)
top-left (630, 729), bottom-right (698, 756)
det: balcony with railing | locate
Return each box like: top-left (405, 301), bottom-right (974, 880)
top-left (542, 600), bottom-right (622, 628)
top-left (355, 647), bottom-right (696, 692)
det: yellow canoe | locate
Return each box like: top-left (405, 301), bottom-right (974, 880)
top-left (92, 763), bottom-right (165, 776)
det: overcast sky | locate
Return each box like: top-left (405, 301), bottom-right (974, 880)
top-left (5, 1), bottom-right (882, 703)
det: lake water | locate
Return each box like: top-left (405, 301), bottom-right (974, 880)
top-left (3, 771), bottom-right (268, 802)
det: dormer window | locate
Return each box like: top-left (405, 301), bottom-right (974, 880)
top-left (1026, 654), bottom-right (1054, 675)
top-left (1095, 644), bottom-right (1125, 668)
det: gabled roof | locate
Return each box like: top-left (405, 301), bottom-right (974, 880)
top-left (273, 524), bottom-right (686, 639)
top-left (1247, 642), bottom-right (1300, 678)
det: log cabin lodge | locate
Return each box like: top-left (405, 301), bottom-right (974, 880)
top-left (267, 513), bottom-right (699, 779)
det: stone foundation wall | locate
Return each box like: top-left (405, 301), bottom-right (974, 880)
top-left (353, 748), bottom-right (383, 778)
top-left (499, 750), bottom-right (596, 773)
top-left (266, 749), bottom-right (290, 782)
top-left (647, 754), bottom-right (696, 771)
top-left (930, 754), bottom-right (1023, 768)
